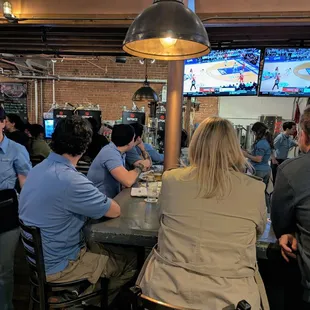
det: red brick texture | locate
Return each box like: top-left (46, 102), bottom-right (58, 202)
top-left (25, 57), bottom-right (218, 123)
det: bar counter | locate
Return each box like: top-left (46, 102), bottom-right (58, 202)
top-left (85, 188), bottom-right (279, 260)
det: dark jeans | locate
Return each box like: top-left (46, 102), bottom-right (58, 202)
top-left (271, 158), bottom-right (286, 184)
top-left (0, 228), bottom-right (20, 310)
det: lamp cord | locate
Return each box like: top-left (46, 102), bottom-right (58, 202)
top-left (145, 60), bottom-right (148, 82)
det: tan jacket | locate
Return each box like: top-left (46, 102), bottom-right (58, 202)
top-left (138, 168), bottom-right (269, 310)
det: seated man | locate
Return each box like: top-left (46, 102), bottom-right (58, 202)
top-left (125, 123), bottom-right (152, 170)
top-left (88, 124), bottom-right (144, 198)
top-left (144, 143), bottom-right (164, 164)
top-left (29, 124), bottom-right (51, 158)
top-left (0, 105), bottom-right (31, 310)
top-left (19, 116), bottom-right (137, 305)
top-left (82, 117), bottom-right (109, 162)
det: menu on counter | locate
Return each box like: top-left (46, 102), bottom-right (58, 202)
top-left (0, 83), bottom-right (28, 122)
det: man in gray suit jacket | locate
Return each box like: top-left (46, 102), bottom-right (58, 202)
top-left (271, 106), bottom-right (310, 310)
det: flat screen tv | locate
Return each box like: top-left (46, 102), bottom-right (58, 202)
top-left (259, 48), bottom-right (310, 97)
top-left (183, 48), bottom-right (261, 97)
top-left (43, 119), bottom-right (54, 139)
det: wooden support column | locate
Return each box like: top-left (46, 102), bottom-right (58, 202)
top-left (164, 61), bottom-right (184, 171)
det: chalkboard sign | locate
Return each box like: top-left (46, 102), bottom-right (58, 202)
top-left (0, 83), bottom-right (28, 122)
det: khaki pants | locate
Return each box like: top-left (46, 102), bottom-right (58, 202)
top-left (47, 243), bottom-right (137, 305)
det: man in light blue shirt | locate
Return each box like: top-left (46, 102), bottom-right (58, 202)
top-left (88, 124), bottom-right (144, 198)
top-left (19, 116), bottom-right (136, 305)
top-left (144, 143), bottom-right (164, 164)
top-left (0, 106), bottom-right (31, 310)
top-left (125, 123), bottom-right (152, 170)
top-left (272, 121), bottom-right (297, 182)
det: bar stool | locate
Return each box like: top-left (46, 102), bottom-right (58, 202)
top-left (130, 286), bottom-right (251, 310)
top-left (19, 220), bottom-right (109, 310)
top-left (76, 161), bottom-right (91, 175)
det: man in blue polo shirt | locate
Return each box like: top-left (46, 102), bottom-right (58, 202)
top-left (125, 122), bottom-right (152, 170)
top-left (272, 121), bottom-right (297, 182)
top-left (19, 117), bottom-right (136, 305)
top-left (88, 124), bottom-right (145, 198)
top-left (0, 105), bottom-right (31, 310)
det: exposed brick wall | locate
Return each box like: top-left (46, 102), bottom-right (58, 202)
top-left (25, 57), bottom-right (218, 123)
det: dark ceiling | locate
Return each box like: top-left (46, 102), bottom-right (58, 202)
top-left (1, 23), bottom-right (310, 57)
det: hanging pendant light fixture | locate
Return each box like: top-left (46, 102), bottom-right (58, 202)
top-left (123, 0), bottom-right (210, 61)
top-left (132, 60), bottom-right (159, 102)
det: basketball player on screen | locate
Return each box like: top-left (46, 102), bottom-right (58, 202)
top-left (224, 53), bottom-right (228, 66)
top-left (272, 73), bottom-right (281, 90)
top-left (190, 75), bottom-right (196, 91)
top-left (233, 61), bottom-right (238, 73)
top-left (239, 72), bottom-right (244, 84)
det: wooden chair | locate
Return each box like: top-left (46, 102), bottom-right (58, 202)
top-left (19, 219), bottom-right (109, 310)
top-left (130, 286), bottom-right (251, 310)
top-left (76, 161), bottom-right (91, 175)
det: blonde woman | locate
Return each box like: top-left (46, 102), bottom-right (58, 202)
top-left (137, 117), bottom-right (269, 310)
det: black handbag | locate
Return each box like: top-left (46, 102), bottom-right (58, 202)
top-left (0, 189), bottom-right (19, 234)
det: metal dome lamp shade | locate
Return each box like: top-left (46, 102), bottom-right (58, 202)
top-left (123, 0), bottom-right (211, 61)
top-left (132, 60), bottom-right (159, 102)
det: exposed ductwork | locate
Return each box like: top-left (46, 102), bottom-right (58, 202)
top-left (0, 57), bottom-right (50, 74)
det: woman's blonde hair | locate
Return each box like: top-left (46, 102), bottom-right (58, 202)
top-left (189, 117), bottom-right (247, 198)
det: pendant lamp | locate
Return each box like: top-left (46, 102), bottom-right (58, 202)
top-left (132, 60), bottom-right (159, 102)
top-left (123, 0), bottom-right (210, 61)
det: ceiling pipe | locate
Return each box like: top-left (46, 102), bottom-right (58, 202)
top-left (34, 79), bottom-right (38, 123)
top-left (201, 15), bottom-right (310, 23)
top-left (0, 14), bottom-right (310, 25)
top-left (1, 14), bottom-right (310, 23)
top-left (51, 60), bottom-right (56, 105)
top-left (6, 75), bottom-right (167, 83)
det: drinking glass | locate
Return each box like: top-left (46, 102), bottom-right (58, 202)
top-left (146, 182), bottom-right (158, 203)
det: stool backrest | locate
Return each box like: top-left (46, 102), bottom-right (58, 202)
top-left (76, 161), bottom-right (91, 175)
top-left (19, 219), bottom-right (47, 308)
top-left (0, 189), bottom-right (18, 234)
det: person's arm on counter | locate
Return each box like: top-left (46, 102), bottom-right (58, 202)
top-left (136, 143), bottom-right (152, 169)
top-left (126, 146), bottom-right (151, 171)
top-left (110, 164), bottom-right (144, 188)
top-left (66, 173), bottom-right (120, 219)
top-left (144, 143), bottom-right (164, 164)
